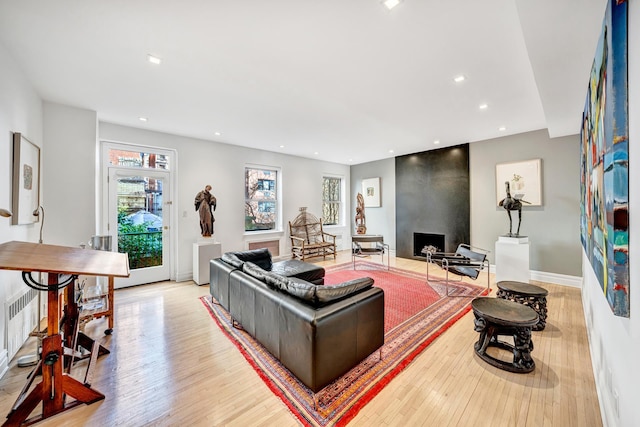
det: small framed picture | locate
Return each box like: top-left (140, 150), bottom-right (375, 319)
top-left (12, 132), bottom-right (41, 225)
top-left (362, 177), bottom-right (380, 207)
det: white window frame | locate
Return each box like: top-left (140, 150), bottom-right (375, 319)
top-left (244, 164), bottom-right (282, 234)
top-left (322, 174), bottom-right (345, 228)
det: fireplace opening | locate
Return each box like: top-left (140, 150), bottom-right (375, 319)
top-left (413, 233), bottom-right (445, 257)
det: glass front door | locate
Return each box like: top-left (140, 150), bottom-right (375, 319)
top-left (108, 168), bottom-right (171, 288)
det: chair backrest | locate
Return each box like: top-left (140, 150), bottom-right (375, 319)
top-left (450, 244), bottom-right (487, 280)
top-left (289, 208), bottom-right (325, 244)
top-left (455, 244), bottom-right (486, 263)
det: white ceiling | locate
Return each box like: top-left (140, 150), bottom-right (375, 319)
top-left (0, 0), bottom-right (607, 165)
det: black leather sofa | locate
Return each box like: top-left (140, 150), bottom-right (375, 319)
top-left (209, 248), bottom-right (384, 392)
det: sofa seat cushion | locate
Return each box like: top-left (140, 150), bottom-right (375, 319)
top-left (271, 259), bottom-right (325, 284)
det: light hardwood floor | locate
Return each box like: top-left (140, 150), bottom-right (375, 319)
top-left (0, 252), bottom-right (602, 426)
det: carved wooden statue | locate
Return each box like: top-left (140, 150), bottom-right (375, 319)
top-left (195, 185), bottom-right (217, 237)
top-left (498, 181), bottom-right (530, 236)
top-left (355, 192), bottom-right (367, 234)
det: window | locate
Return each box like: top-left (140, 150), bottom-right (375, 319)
top-left (322, 176), bottom-right (342, 226)
top-left (245, 167), bottom-right (278, 231)
top-left (107, 148), bottom-right (169, 170)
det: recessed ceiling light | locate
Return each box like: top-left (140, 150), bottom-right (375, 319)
top-left (314, 152), bottom-right (319, 155)
top-left (453, 75), bottom-right (465, 83)
top-left (214, 132), bottom-right (221, 136)
top-left (389, 150), bottom-right (394, 154)
top-left (279, 145), bottom-right (285, 148)
top-left (434, 140), bottom-right (440, 145)
top-left (479, 103), bottom-right (488, 110)
top-left (139, 117), bottom-right (148, 122)
top-left (383, 0), bottom-right (401, 10)
top-left (147, 54), bottom-right (162, 65)
top-left (348, 159), bottom-right (353, 162)
top-left (499, 126), bottom-right (507, 131)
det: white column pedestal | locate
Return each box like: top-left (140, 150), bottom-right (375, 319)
top-left (495, 236), bottom-right (530, 283)
top-left (193, 241), bottom-right (222, 285)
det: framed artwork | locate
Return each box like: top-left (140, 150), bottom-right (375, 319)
top-left (580, 0), bottom-right (629, 317)
top-left (12, 132), bottom-right (40, 225)
top-left (362, 177), bottom-right (380, 207)
top-left (495, 159), bottom-right (542, 206)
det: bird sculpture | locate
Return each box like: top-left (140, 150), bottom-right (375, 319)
top-left (499, 181), bottom-right (531, 236)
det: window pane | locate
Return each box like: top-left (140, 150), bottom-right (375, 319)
top-left (246, 167), bottom-right (278, 231)
top-left (116, 175), bottom-right (164, 270)
top-left (322, 177), bottom-right (341, 225)
top-left (108, 149), bottom-right (169, 170)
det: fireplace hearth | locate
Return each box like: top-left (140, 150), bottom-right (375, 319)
top-left (413, 233), bottom-right (445, 257)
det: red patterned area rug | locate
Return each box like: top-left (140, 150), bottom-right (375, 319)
top-left (200, 261), bottom-right (488, 426)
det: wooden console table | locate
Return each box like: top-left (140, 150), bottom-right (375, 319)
top-left (0, 241), bottom-right (129, 427)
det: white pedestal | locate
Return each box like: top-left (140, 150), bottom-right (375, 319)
top-left (193, 241), bottom-right (222, 285)
top-left (495, 236), bottom-right (530, 283)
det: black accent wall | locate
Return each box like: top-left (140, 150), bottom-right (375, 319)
top-left (395, 144), bottom-right (470, 259)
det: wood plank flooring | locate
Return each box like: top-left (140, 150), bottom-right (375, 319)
top-left (0, 252), bottom-right (602, 426)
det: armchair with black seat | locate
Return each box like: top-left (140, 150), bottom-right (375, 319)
top-left (425, 244), bottom-right (490, 296)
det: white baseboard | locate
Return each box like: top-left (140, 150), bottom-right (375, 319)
top-left (176, 272), bottom-right (193, 283)
top-left (530, 270), bottom-right (582, 288)
top-left (0, 349), bottom-right (8, 379)
top-left (489, 265), bottom-right (582, 288)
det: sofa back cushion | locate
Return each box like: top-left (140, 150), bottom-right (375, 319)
top-left (263, 270), bottom-right (374, 307)
top-left (222, 248), bottom-right (273, 270)
top-left (277, 277), bottom-right (318, 302)
top-left (315, 278), bottom-right (374, 305)
top-left (242, 261), bottom-right (269, 281)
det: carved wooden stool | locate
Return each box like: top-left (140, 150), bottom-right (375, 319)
top-left (497, 281), bottom-right (548, 331)
top-left (471, 297), bottom-right (539, 373)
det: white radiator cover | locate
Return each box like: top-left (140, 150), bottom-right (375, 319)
top-left (5, 288), bottom-right (38, 361)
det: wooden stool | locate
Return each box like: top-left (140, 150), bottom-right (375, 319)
top-left (497, 281), bottom-right (548, 331)
top-left (471, 297), bottom-right (539, 373)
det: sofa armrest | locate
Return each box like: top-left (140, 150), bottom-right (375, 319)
top-left (210, 258), bottom-right (238, 310)
top-left (278, 287), bottom-right (384, 392)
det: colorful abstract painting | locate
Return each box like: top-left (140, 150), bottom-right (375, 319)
top-left (580, 0), bottom-right (629, 317)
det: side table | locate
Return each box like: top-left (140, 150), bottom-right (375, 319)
top-left (497, 281), bottom-right (548, 331)
top-left (471, 297), bottom-right (539, 373)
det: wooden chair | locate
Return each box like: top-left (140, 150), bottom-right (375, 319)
top-left (426, 244), bottom-right (490, 296)
top-left (288, 208), bottom-right (336, 261)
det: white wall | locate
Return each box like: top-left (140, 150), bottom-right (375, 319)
top-left (43, 102), bottom-right (98, 247)
top-left (99, 123), bottom-right (351, 281)
top-left (581, 2), bottom-right (639, 426)
top-left (350, 159), bottom-right (396, 250)
top-left (470, 130), bottom-right (581, 277)
top-left (0, 41), bottom-right (43, 376)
